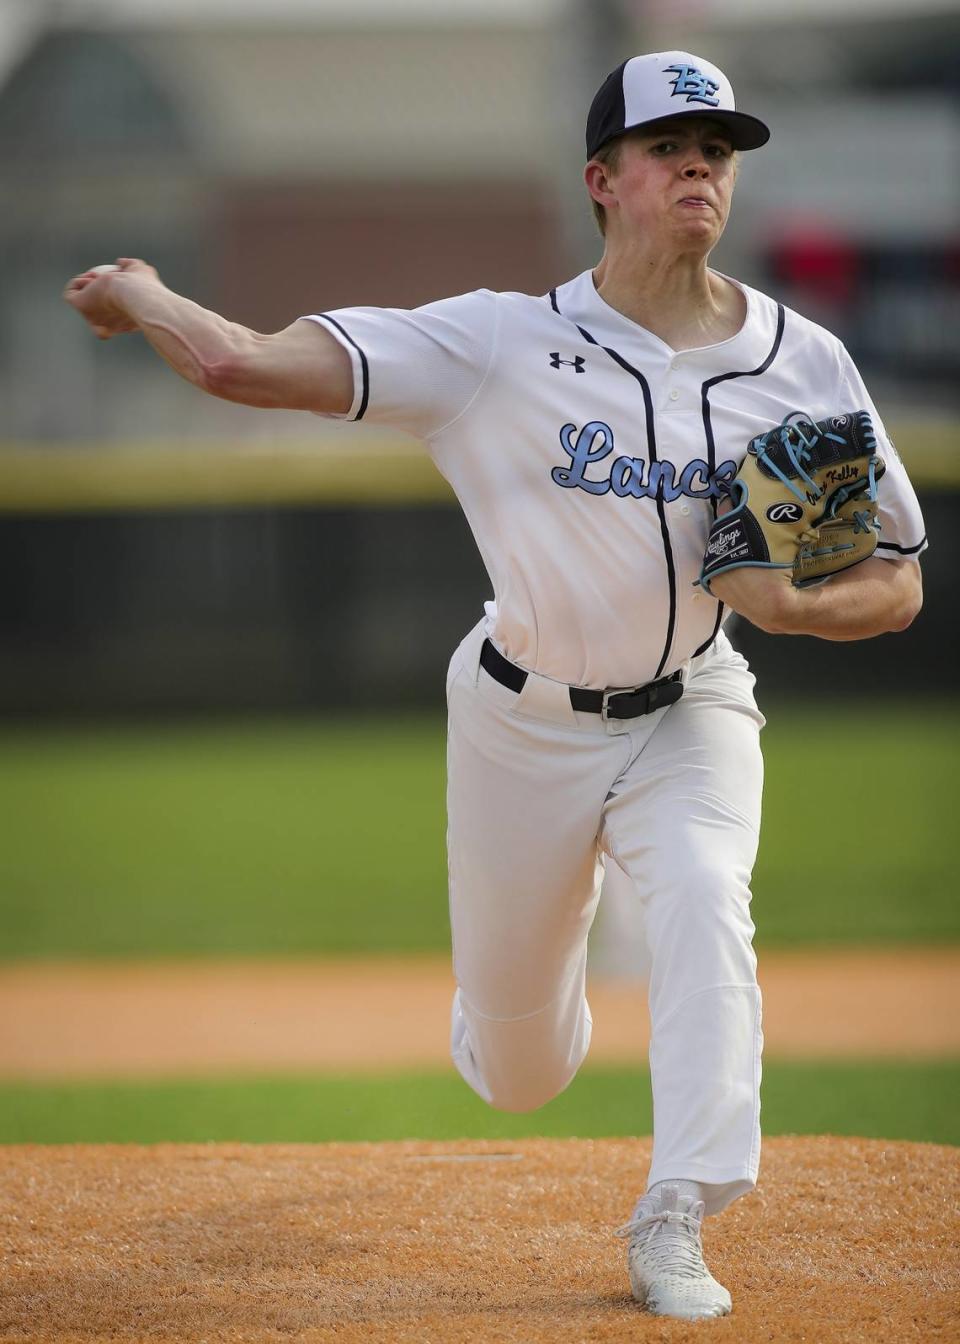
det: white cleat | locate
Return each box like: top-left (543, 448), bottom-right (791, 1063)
top-left (616, 1183), bottom-right (732, 1321)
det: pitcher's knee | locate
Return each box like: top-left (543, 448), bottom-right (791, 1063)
top-left (482, 1061), bottom-right (579, 1113)
top-left (450, 987), bottom-right (592, 1114)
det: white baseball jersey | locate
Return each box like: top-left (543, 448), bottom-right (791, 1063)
top-left (305, 269), bottom-right (927, 690)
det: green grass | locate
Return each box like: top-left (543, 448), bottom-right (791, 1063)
top-left (0, 1061), bottom-right (956, 1146)
top-left (0, 705), bottom-right (957, 959)
top-left (753, 700), bottom-right (959, 944)
top-left (0, 716), bottom-right (449, 959)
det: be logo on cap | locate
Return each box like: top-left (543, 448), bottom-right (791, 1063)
top-left (664, 63), bottom-right (721, 107)
top-left (586, 50), bottom-right (770, 159)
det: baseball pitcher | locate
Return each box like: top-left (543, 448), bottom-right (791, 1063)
top-left (64, 51), bottom-right (926, 1320)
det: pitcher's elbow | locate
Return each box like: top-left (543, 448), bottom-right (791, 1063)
top-left (892, 566), bottom-right (923, 631)
top-left (201, 353), bottom-right (270, 406)
top-left (892, 589), bottom-right (922, 632)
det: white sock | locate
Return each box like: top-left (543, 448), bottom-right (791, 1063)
top-left (646, 1178), bottom-right (706, 1207)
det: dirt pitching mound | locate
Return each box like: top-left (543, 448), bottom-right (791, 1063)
top-left (1, 1136), bottom-right (957, 1343)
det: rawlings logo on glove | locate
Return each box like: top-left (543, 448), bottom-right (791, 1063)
top-left (696, 410), bottom-right (886, 594)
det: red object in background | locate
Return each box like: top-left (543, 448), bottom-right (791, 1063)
top-left (942, 241), bottom-right (960, 285)
top-left (770, 218), bottom-right (862, 307)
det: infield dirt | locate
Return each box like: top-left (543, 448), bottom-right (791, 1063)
top-left (2, 1135), bottom-right (958, 1343)
top-left (1, 945), bottom-right (958, 1078)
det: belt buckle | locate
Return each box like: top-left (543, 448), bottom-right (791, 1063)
top-left (601, 685), bottom-right (648, 721)
top-left (601, 673), bottom-right (683, 721)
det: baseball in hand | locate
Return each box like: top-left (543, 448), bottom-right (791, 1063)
top-left (89, 264), bottom-right (121, 275)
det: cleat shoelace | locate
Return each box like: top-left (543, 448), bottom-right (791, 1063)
top-left (615, 1208), bottom-right (709, 1280)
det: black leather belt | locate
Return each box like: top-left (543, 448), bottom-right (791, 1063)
top-left (479, 639), bottom-right (683, 720)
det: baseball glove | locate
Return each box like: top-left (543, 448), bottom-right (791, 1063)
top-left (697, 410), bottom-right (885, 594)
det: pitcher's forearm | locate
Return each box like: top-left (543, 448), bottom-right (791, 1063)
top-left (779, 558), bottom-right (922, 639)
top-left (108, 273), bottom-right (254, 394)
top-left (64, 258), bottom-right (352, 411)
top-left (711, 557), bottom-right (922, 640)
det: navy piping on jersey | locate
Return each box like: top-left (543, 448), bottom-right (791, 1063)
top-left (549, 286), bottom-right (677, 679)
top-left (694, 302), bottom-right (786, 657)
top-left (878, 537), bottom-right (927, 556)
top-left (317, 314), bottom-right (370, 420)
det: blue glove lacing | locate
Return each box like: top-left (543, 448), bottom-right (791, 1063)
top-left (750, 411), bottom-right (846, 505)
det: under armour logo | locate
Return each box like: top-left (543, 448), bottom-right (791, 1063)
top-left (664, 63), bottom-right (721, 107)
top-left (549, 353), bottom-right (585, 372)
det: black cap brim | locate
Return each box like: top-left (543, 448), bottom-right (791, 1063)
top-left (588, 108), bottom-right (770, 158)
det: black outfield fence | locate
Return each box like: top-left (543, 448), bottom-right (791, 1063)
top-left (0, 491), bottom-right (952, 717)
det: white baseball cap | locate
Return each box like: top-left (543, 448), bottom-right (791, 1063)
top-left (586, 51), bottom-right (770, 158)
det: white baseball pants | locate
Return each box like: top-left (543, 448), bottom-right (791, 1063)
top-left (445, 620), bottom-right (765, 1216)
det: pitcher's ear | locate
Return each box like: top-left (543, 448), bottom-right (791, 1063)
top-left (584, 160), bottom-right (615, 207)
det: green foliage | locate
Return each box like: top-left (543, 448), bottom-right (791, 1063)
top-left (0, 1060), bottom-right (956, 1146)
top-left (0, 705), bottom-right (957, 959)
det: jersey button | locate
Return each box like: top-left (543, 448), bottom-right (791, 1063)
top-left (669, 389), bottom-right (680, 402)
top-left (670, 360), bottom-right (680, 372)
top-left (680, 504), bottom-right (691, 515)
